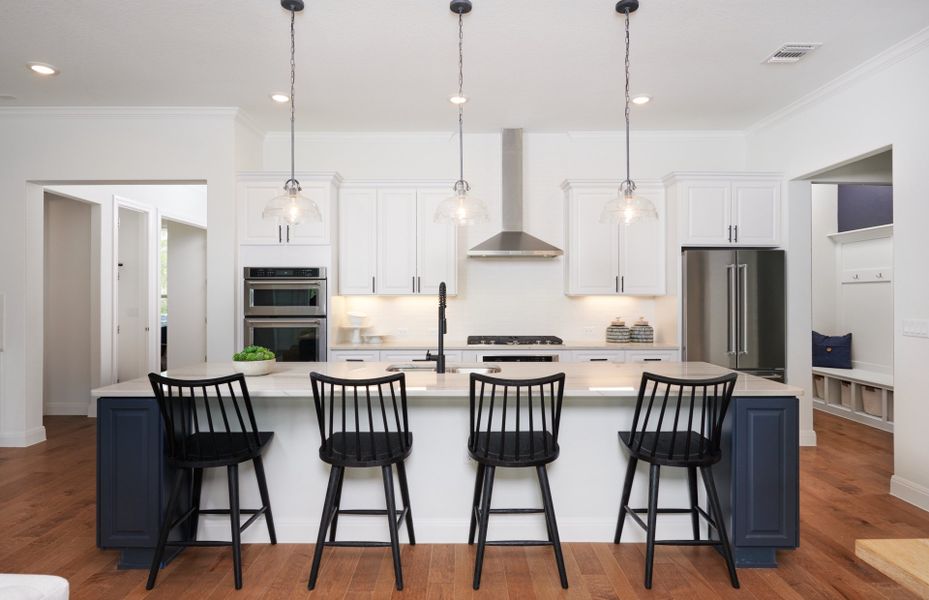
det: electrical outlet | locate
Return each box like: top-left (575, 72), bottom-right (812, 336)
top-left (583, 326), bottom-right (595, 336)
top-left (396, 328), bottom-right (409, 338)
top-left (902, 319), bottom-right (929, 338)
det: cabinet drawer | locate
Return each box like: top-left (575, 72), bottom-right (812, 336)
top-left (328, 350), bottom-right (381, 362)
top-left (625, 350), bottom-right (679, 363)
top-left (569, 350), bottom-right (626, 363)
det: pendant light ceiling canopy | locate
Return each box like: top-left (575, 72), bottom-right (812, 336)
top-left (434, 0), bottom-right (489, 226)
top-left (601, 0), bottom-right (659, 226)
top-left (263, 0), bottom-right (322, 227)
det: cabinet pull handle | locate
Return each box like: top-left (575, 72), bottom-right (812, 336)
top-left (278, 225), bottom-right (282, 244)
top-left (417, 276), bottom-right (421, 293)
top-left (728, 225), bottom-right (732, 243)
top-left (615, 275), bottom-right (619, 293)
top-left (372, 276), bottom-right (376, 294)
top-left (643, 358), bottom-right (662, 362)
top-left (413, 276), bottom-right (416, 294)
top-left (734, 225), bottom-right (738, 243)
top-left (621, 276), bottom-right (625, 293)
top-left (590, 358), bottom-right (608, 362)
top-left (346, 359), bottom-right (364, 362)
top-left (286, 225), bottom-right (290, 243)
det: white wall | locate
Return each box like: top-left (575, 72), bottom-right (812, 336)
top-left (165, 220), bottom-right (207, 368)
top-left (43, 194), bottom-right (94, 416)
top-left (811, 184), bottom-right (838, 334)
top-left (263, 131), bottom-right (746, 343)
top-left (0, 108), bottom-right (238, 447)
top-left (746, 30), bottom-right (929, 510)
top-left (116, 208), bottom-right (148, 383)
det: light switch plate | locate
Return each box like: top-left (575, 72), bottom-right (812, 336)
top-left (902, 319), bottom-right (929, 338)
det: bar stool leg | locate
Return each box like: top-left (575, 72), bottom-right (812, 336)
top-left (382, 465), bottom-right (404, 591)
top-left (467, 463), bottom-right (485, 545)
top-left (687, 466), bottom-right (700, 541)
top-left (613, 456), bottom-right (638, 544)
top-left (308, 466), bottom-right (341, 590)
top-left (537, 465), bottom-right (568, 589)
top-left (146, 469), bottom-right (185, 590)
top-left (701, 466), bottom-right (740, 589)
top-left (396, 460), bottom-right (416, 545)
top-left (227, 464), bottom-right (243, 590)
top-left (472, 465), bottom-right (496, 590)
top-left (189, 467), bottom-right (203, 541)
top-left (644, 463), bottom-right (660, 590)
top-left (253, 456), bottom-right (277, 544)
top-left (327, 467), bottom-right (345, 543)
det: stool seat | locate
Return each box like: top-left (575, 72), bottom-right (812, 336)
top-left (320, 432), bottom-right (412, 467)
top-left (618, 431), bottom-right (719, 467)
top-left (469, 431), bottom-right (559, 467)
top-left (171, 432), bottom-right (274, 468)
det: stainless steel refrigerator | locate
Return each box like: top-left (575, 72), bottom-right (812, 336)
top-left (682, 249), bottom-right (786, 382)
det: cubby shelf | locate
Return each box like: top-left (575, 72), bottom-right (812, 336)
top-left (812, 367), bottom-right (893, 432)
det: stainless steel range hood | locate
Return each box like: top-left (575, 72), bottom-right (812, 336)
top-left (468, 129), bottom-right (563, 258)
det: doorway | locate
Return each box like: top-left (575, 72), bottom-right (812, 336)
top-left (161, 219), bottom-right (207, 370)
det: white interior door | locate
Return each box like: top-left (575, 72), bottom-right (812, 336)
top-left (115, 200), bottom-right (155, 382)
top-left (164, 219), bottom-right (207, 369)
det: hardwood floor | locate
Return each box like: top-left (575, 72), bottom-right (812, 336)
top-left (1, 412), bottom-right (928, 599)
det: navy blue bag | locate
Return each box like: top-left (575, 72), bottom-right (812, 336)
top-left (812, 331), bottom-right (852, 369)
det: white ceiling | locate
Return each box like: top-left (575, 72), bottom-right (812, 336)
top-left (3, 1), bottom-right (929, 131)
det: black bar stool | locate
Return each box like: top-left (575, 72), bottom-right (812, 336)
top-left (307, 372), bottom-right (415, 591)
top-left (146, 372), bottom-right (276, 590)
top-left (613, 371), bottom-right (740, 589)
top-left (467, 372), bottom-right (568, 590)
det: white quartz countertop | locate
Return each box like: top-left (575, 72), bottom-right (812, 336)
top-left (330, 340), bottom-right (680, 351)
top-left (92, 361), bottom-right (801, 399)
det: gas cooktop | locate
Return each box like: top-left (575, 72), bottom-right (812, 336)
top-left (467, 335), bottom-right (564, 346)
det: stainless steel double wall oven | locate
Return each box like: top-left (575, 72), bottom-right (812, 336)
top-left (244, 267), bottom-right (327, 362)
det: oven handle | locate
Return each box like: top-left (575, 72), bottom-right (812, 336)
top-left (245, 280), bottom-right (326, 286)
top-left (244, 318), bottom-right (324, 327)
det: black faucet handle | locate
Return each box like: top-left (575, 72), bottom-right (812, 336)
top-left (439, 281), bottom-right (447, 307)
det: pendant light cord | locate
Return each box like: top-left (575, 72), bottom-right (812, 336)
top-left (457, 11), bottom-right (465, 186)
top-left (289, 8), bottom-right (297, 187)
top-left (623, 7), bottom-right (633, 190)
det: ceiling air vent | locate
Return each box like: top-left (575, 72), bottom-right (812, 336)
top-left (763, 43), bottom-right (822, 64)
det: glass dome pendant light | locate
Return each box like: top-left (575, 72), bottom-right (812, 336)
top-left (434, 0), bottom-right (489, 226)
top-left (600, 0), bottom-right (659, 226)
top-left (263, 0), bottom-right (321, 227)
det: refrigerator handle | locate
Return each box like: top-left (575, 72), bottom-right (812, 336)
top-left (739, 263), bottom-right (748, 355)
top-left (726, 264), bottom-right (737, 355)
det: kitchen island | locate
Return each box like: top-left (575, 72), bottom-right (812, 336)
top-left (93, 361), bottom-right (800, 569)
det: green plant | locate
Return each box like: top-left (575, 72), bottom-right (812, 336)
top-left (233, 345), bottom-right (275, 362)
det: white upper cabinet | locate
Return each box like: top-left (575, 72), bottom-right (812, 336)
top-left (563, 180), bottom-right (666, 296)
top-left (668, 173), bottom-right (782, 247)
top-left (338, 188), bottom-right (377, 295)
top-left (376, 189), bottom-right (419, 295)
top-left (237, 172), bottom-right (339, 246)
top-left (339, 182), bottom-right (458, 295)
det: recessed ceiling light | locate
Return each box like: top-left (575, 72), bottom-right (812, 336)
top-left (270, 93), bottom-right (289, 103)
top-left (448, 94), bottom-right (468, 105)
top-left (632, 95), bottom-right (651, 105)
top-left (28, 62), bottom-right (58, 76)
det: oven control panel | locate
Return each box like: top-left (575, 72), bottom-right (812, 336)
top-left (244, 267), bottom-right (326, 279)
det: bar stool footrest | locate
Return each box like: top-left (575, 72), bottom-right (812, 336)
top-left (485, 540), bottom-right (553, 547)
top-left (323, 541), bottom-right (393, 548)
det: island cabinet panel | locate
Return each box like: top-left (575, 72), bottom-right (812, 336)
top-left (97, 397), bottom-right (189, 569)
top-left (717, 396), bottom-right (799, 567)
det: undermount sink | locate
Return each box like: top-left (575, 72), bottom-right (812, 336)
top-left (385, 362), bottom-right (502, 374)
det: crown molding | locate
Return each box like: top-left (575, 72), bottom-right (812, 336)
top-left (0, 106), bottom-right (240, 119)
top-left (264, 131), bottom-right (457, 143)
top-left (561, 178), bottom-right (663, 191)
top-left (567, 130), bottom-right (746, 141)
top-left (747, 25), bottom-right (929, 134)
top-left (234, 109), bottom-right (265, 138)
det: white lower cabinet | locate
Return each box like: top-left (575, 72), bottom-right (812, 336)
top-left (328, 350), bottom-right (381, 362)
top-left (625, 350), bottom-right (680, 363)
top-left (569, 350), bottom-right (626, 362)
top-left (339, 182), bottom-right (457, 296)
top-left (562, 180), bottom-right (666, 296)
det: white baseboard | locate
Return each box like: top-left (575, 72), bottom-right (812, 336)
top-left (800, 428), bottom-right (817, 447)
top-left (890, 475), bottom-right (929, 512)
top-left (0, 426), bottom-right (47, 447)
top-left (44, 402), bottom-right (91, 416)
top-left (86, 400), bottom-right (97, 418)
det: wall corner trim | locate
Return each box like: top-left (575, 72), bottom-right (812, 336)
top-left (799, 428), bottom-right (817, 447)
